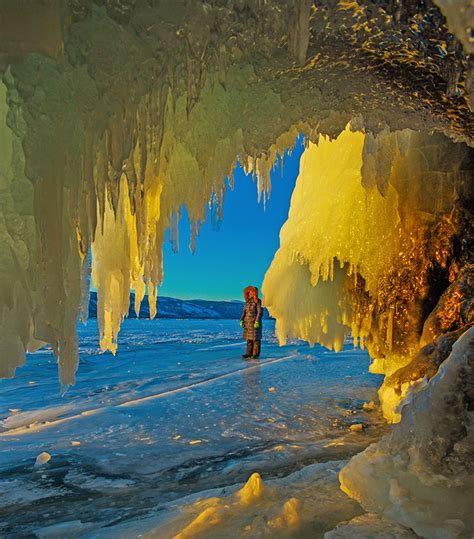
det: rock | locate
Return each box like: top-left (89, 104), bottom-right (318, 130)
top-left (420, 264), bottom-right (473, 347)
top-left (349, 423), bottom-right (365, 432)
top-left (362, 401), bottom-right (377, 412)
top-left (34, 452), bottom-right (51, 468)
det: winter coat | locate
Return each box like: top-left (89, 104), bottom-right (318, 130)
top-left (241, 298), bottom-right (263, 340)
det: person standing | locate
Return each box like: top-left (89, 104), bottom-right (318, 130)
top-left (240, 286), bottom-right (263, 359)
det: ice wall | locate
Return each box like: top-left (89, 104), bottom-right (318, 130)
top-left (262, 125), bottom-right (472, 421)
top-left (339, 327), bottom-right (474, 538)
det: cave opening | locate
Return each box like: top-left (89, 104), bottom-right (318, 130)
top-left (157, 143), bottom-right (303, 302)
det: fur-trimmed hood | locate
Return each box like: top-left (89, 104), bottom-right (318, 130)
top-left (243, 286), bottom-right (259, 302)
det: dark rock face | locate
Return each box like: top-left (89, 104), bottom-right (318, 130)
top-left (384, 264), bottom-right (473, 394)
top-left (386, 325), bottom-right (470, 390)
top-left (421, 264), bottom-right (474, 346)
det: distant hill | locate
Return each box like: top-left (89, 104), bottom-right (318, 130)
top-left (88, 291), bottom-right (272, 320)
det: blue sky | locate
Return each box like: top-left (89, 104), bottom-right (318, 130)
top-left (159, 138), bottom-right (304, 301)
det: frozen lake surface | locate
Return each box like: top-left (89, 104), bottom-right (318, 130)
top-left (0, 319), bottom-right (385, 537)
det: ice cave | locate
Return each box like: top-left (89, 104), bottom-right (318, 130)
top-left (0, 0), bottom-right (473, 537)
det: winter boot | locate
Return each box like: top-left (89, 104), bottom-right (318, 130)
top-left (242, 340), bottom-right (253, 359)
top-left (251, 340), bottom-right (261, 359)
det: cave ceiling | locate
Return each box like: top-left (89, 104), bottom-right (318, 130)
top-left (1, 0), bottom-right (473, 145)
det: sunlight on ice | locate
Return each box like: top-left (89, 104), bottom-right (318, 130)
top-left (153, 472), bottom-right (302, 538)
top-left (0, 2), bottom-right (472, 535)
top-left (262, 124), bottom-right (470, 422)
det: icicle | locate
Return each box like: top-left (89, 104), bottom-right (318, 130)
top-left (148, 281), bottom-right (157, 319)
top-left (218, 43), bottom-right (227, 90)
top-left (209, 189), bottom-right (225, 230)
top-left (189, 219), bottom-right (201, 253)
top-left (168, 212), bottom-right (180, 254)
top-left (78, 251), bottom-right (91, 324)
top-left (287, 0), bottom-right (313, 65)
top-left (0, 0), bottom-right (469, 390)
top-left (262, 124), bottom-right (468, 377)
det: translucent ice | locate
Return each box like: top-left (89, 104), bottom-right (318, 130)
top-left (0, 1), bottom-right (472, 385)
top-left (340, 327), bottom-right (474, 538)
top-left (262, 124), bottom-right (471, 420)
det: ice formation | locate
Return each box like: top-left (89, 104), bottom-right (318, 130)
top-left (84, 461), bottom-right (366, 538)
top-left (262, 124), bottom-right (472, 421)
top-left (325, 513), bottom-right (418, 538)
top-left (339, 327), bottom-right (474, 538)
top-left (0, 0), bottom-right (473, 386)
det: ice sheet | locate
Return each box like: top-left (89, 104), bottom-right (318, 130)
top-left (0, 319), bottom-right (384, 536)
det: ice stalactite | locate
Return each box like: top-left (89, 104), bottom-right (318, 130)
top-left (92, 177), bottom-right (151, 354)
top-left (262, 124), bottom-right (472, 421)
top-left (0, 78), bottom-right (38, 378)
top-left (0, 36), bottom-right (294, 380)
top-left (263, 126), bottom-right (401, 352)
top-left (287, 0), bottom-right (313, 65)
top-left (340, 327), bottom-right (474, 538)
top-left (0, 63), bottom-right (86, 385)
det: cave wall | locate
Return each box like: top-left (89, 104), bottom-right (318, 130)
top-left (262, 125), bottom-right (472, 421)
